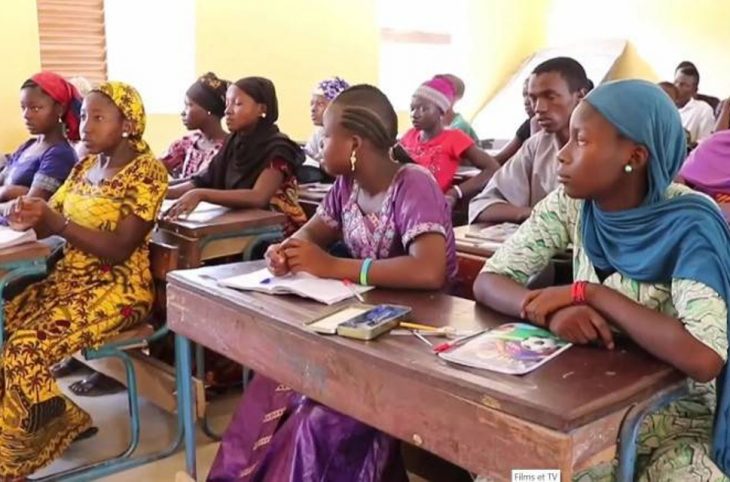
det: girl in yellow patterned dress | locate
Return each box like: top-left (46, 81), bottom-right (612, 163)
top-left (0, 81), bottom-right (167, 480)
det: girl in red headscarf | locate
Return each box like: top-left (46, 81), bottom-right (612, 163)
top-left (0, 72), bottom-right (80, 216)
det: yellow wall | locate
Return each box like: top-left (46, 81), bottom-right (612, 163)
top-left (194, 0), bottom-right (379, 144)
top-left (0, 1), bottom-right (41, 153)
top-left (544, 0), bottom-right (730, 95)
top-left (5, 0), bottom-right (728, 153)
top-left (466, 0), bottom-right (550, 119)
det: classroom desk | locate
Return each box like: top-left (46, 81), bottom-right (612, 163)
top-left (454, 223), bottom-right (496, 259)
top-left (453, 164), bottom-right (482, 184)
top-left (155, 209), bottom-right (286, 268)
top-left (0, 241), bottom-right (50, 343)
top-left (168, 261), bottom-right (688, 481)
top-left (298, 183), bottom-right (331, 219)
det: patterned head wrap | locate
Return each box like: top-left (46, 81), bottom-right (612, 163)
top-left (313, 77), bottom-right (350, 101)
top-left (187, 72), bottom-right (229, 118)
top-left (91, 81), bottom-right (150, 154)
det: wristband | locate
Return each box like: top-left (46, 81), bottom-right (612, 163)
top-left (571, 281), bottom-right (588, 304)
top-left (360, 258), bottom-right (373, 286)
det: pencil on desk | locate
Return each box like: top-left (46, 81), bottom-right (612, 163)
top-left (433, 329), bottom-right (487, 353)
top-left (399, 321), bottom-right (440, 332)
top-left (342, 279), bottom-right (365, 302)
top-left (411, 330), bottom-right (433, 347)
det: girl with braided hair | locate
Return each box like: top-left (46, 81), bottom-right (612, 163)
top-left (207, 85), bottom-right (457, 482)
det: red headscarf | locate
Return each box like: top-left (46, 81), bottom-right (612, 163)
top-left (29, 72), bottom-right (82, 141)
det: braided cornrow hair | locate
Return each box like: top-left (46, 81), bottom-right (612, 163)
top-left (331, 84), bottom-right (413, 163)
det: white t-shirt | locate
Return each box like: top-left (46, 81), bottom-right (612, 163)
top-left (303, 127), bottom-right (324, 168)
top-left (679, 97), bottom-right (716, 144)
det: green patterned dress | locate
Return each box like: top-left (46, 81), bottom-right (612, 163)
top-left (481, 184), bottom-right (729, 482)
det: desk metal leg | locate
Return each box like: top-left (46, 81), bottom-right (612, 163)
top-left (176, 334), bottom-right (197, 480)
top-left (0, 259), bottom-right (47, 343)
top-left (616, 382), bottom-right (689, 482)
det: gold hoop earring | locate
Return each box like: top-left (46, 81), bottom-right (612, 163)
top-left (350, 151), bottom-right (357, 172)
top-left (388, 146), bottom-right (398, 163)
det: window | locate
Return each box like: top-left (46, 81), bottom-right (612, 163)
top-left (104, 0), bottom-right (195, 114)
top-left (36, 0), bottom-right (108, 86)
top-left (376, 0), bottom-right (469, 112)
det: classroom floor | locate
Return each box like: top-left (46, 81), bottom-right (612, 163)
top-left (34, 368), bottom-right (235, 481)
top-left (35, 369), bottom-right (429, 481)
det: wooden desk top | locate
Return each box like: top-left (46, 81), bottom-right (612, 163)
top-left (453, 165), bottom-right (481, 183)
top-left (157, 209), bottom-right (286, 239)
top-left (167, 261), bottom-right (684, 433)
top-left (0, 241), bottom-right (50, 265)
top-left (298, 183), bottom-right (331, 202)
top-left (454, 224), bottom-right (495, 258)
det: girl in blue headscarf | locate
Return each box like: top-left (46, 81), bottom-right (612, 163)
top-left (474, 79), bottom-right (730, 481)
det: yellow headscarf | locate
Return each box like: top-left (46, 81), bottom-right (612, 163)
top-left (92, 81), bottom-right (151, 154)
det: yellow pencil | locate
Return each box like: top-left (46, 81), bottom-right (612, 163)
top-left (399, 321), bottom-right (440, 332)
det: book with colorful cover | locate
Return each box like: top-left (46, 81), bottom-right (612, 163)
top-left (438, 322), bottom-right (572, 375)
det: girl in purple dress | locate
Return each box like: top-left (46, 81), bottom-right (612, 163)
top-left (207, 85), bottom-right (458, 482)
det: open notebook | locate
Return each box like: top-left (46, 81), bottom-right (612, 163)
top-left (217, 268), bottom-right (373, 305)
top-left (0, 226), bottom-right (37, 250)
top-left (160, 200), bottom-right (229, 223)
top-left (439, 323), bottom-right (572, 375)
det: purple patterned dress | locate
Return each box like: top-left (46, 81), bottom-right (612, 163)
top-left (207, 164), bottom-right (457, 482)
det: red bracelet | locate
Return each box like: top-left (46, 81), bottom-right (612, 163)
top-left (571, 281), bottom-right (588, 304)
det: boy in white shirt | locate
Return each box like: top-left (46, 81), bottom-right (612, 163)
top-left (674, 64), bottom-right (715, 143)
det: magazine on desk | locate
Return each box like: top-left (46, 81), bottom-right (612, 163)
top-left (439, 323), bottom-right (572, 375)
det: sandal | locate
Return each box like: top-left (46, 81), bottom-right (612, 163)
top-left (69, 372), bottom-right (125, 397)
top-left (51, 358), bottom-right (85, 378)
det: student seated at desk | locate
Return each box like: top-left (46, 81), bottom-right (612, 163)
top-left (436, 73), bottom-right (480, 143)
top-left (0, 72), bottom-right (80, 216)
top-left (491, 77), bottom-right (542, 165)
top-left (675, 62), bottom-right (716, 144)
top-left (467, 57), bottom-right (590, 225)
top-left (299, 77), bottom-right (350, 184)
top-left (160, 72), bottom-right (229, 180)
top-left (474, 80), bottom-right (730, 481)
top-left (303, 76), bottom-right (350, 166)
top-left (0, 82), bottom-right (167, 480)
top-left (207, 84), bottom-right (457, 482)
top-left (165, 76), bottom-right (306, 235)
top-left (679, 130), bottom-right (730, 207)
top-left (399, 76), bottom-right (499, 205)
top-left (658, 81), bottom-right (679, 105)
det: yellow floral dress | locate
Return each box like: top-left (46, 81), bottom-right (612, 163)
top-left (0, 153), bottom-right (167, 477)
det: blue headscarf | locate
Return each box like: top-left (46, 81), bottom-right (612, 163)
top-left (580, 79), bottom-right (730, 473)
